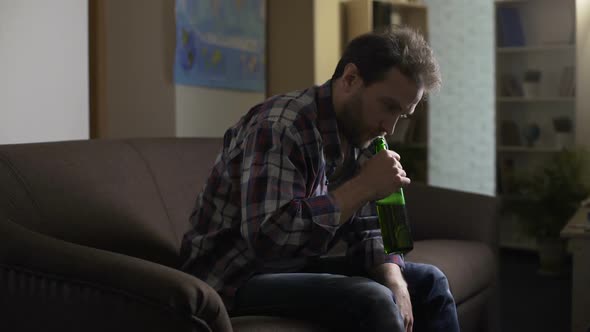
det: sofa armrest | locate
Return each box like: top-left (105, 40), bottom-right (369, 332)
top-left (0, 217), bottom-right (232, 332)
top-left (404, 183), bottom-right (498, 246)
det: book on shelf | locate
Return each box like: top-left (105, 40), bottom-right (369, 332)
top-left (373, 1), bottom-right (392, 30)
top-left (537, 1), bottom-right (575, 45)
top-left (496, 6), bottom-right (525, 47)
top-left (558, 66), bottom-right (575, 97)
top-left (390, 10), bottom-right (402, 26)
top-left (373, 1), bottom-right (404, 31)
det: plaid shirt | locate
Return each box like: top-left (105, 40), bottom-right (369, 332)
top-left (180, 80), bottom-right (404, 308)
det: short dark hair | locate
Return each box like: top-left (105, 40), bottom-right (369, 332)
top-left (332, 26), bottom-right (441, 92)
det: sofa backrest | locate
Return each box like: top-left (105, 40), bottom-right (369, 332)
top-left (0, 138), bottom-right (223, 268)
top-left (404, 183), bottom-right (498, 245)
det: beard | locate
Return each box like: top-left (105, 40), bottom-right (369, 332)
top-left (336, 93), bottom-right (372, 149)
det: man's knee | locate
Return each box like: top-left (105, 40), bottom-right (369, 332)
top-left (429, 266), bottom-right (452, 293)
top-left (416, 264), bottom-right (454, 303)
top-left (347, 277), bottom-right (405, 331)
top-left (350, 276), bottom-right (395, 305)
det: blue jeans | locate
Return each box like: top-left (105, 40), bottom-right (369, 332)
top-left (232, 258), bottom-right (460, 332)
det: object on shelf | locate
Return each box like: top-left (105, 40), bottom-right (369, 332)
top-left (553, 117), bottom-right (573, 133)
top-left (523, 69), bottom-right (542, 98)
top-left (558, 66), bottom-right (575, 97)
top-left (522, 123), bottom-right (541, 147)
top-left (552, 116), bottom-right (573, 149)
top-left (372, 1), bottom-right (392, 30)
top-left (390, 10), bottom-right (402, 26)
top-left (554, 133), bottom-right (572, 150)
top-left (496, 6), bottom-right (525, 47)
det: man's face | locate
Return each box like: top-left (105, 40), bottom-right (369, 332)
top-left (337, 66), bottom-right (424, 149)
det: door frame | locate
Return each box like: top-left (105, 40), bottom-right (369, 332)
top-left (89, 0), bottom-right (107, 138)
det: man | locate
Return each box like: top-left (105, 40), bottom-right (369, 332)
top-left (181, 27), bottom-right (459, 332)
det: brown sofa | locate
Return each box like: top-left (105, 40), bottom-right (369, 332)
top-left (0, 138), bottom-right (498, 331)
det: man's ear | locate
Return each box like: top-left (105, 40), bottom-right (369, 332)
top-left (341, 63), bottom-right (361, 91)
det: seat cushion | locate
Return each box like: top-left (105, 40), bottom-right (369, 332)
top-left (231, 316), bottom-right (327, 332)
top-left (405, 240), bottom-right (496, 305)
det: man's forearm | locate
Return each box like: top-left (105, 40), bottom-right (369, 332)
top-left (369, 262), bottom-right (407, 289)
top-left (331, 175), bottom-right (373, 224)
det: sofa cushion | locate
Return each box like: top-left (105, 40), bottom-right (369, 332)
top-left (231, 316), bottom-right (327, 332)
top-left (405, 239), bottom-right (496, 305)
top-left (405, 184), bottom-right (498, 245)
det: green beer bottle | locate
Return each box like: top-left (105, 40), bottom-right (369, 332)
top-left (374, 137), bottom-right (414, 255)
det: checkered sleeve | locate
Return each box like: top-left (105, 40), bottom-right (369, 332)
top-left (344, 203), bottom-right (405, 271)
top-left (240, 120), bottom-right (341, 260)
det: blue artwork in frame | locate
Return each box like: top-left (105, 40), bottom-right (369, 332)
top-left (174, 0), bottom-right (265, 92)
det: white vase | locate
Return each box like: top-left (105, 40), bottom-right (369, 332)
top-left (554, 132), bottom-right (572, 149)
top-left (522, 82), bottom-right (540, 98)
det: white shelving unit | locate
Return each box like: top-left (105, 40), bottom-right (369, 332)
top-left (495, 0), bottom-right (577, 251)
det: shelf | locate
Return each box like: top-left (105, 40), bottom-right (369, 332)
top-left (495, 0), bottom-right (574, 6)
top-left (497, 97), bottom-right (575, 103)
top-left (497, 146), bottom-right (562, 153)
top-left (497, 44), bottom-right (575, 53)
